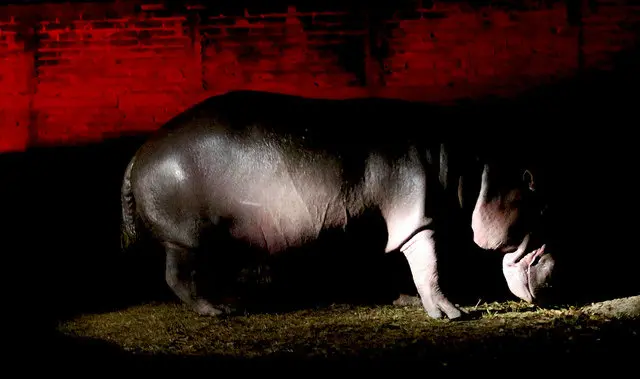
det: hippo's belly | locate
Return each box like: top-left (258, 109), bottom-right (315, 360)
top-left (223, 187), bottom-right (347, 254)
top-left (194, 136), bottom-right (350, 254)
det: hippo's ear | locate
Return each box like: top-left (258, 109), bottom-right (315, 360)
top-left (523, 169), bottom-right (535, 192)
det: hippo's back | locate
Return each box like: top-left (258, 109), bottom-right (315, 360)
top-left (126, 90), bottom-right (465, 252)
top-left (128, 93), bottom-right (364, 252)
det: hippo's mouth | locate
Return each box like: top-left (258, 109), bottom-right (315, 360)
top-left (505, 239), bottom-right (546, 267)
top-left (502, 235), bottom-right (553, 303)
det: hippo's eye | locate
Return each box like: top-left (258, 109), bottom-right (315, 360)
top-left (522, 170), bottom-right (535, 191)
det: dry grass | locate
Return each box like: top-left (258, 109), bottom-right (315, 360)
top-left (56, 297), bottom-right (638, 366)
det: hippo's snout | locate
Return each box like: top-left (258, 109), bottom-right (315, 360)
top-left (503, 241), bottom-right (556, 304)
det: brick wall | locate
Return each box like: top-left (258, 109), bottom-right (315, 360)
top-left (0, 17), bottom-right (31, 152)
top-left (199, 6), bottom-right (366, 95)
top-left (0, 0), bottom-right (638, 151)
top-left (33, 13), bottom-right (202, 144)
top-left (380, 3), bottom-right (581, 100)
top-left (583, 1), bottom-right (640, 68)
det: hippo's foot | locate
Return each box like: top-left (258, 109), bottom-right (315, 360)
top-left (164, 243), bottom-right (238, 317)
top-left (193, 299), bottom-right (236, 316)
top-left (401, 229), bottom-right (464, 320)
top-left (421, 290), bottom-right (464, 320)
top-left (392, 294), bottom-right (422, 307)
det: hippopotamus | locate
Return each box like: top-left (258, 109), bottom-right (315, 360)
top-left (120, 90), bottom-right (554, 319)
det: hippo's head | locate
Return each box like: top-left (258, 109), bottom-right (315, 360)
top-left (471, 162), bottom-right (555, 304)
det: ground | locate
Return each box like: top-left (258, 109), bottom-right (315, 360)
top-left (54, 295), bottom-right (639, 374)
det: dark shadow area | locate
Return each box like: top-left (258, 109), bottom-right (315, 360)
top-left (3, 37), bottom-right (640, 374)
top-left (26, 315), bottom-right (640, 375)
top-left (3, 134), bottom-right (171, 330)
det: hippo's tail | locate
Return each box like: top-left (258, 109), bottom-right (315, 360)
top-left (120, 156), bottom-right (140, 251)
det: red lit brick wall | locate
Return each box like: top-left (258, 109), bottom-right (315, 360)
top-left (583, 2), bottom-right (640, 68)
top-left (0, 1), bottom-right (638, 151)
top-left (380, 3), bottom-right (580, 100)
top-left (33, 14), bottom-right (202, 144)
top-left (0, 17), bottom-right (31, 152)
top-left (200, 6), bottom-right (365, 95)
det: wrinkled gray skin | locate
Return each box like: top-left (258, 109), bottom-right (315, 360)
top-left (121, 90), bottom-right (554, 319)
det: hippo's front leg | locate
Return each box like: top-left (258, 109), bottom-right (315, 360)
top-left (400, 229), bottom-right (462, 319)
top-left (164, 242), bottom-right (234, 316)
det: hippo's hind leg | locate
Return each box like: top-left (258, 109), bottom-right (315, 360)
top-left (164, 241), bottom-right (234, 316)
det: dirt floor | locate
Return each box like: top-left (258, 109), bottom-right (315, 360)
top-left (50, 295), bottom-right (639, 374)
